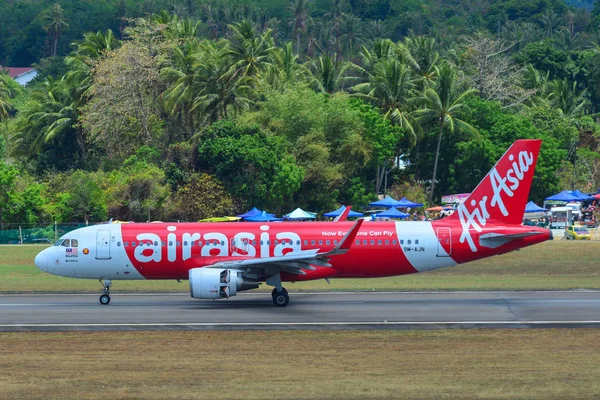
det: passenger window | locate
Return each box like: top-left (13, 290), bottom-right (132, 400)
top-left (370, 240), bottom-right (374, 245)
top-left (415, 240), bottom-right (419, 245)
top-left (363, 240), bottom-right (367, 245)
top-left (296, 240), bottom-right (300, 245)
top-left (168, 241), bottom-right (172, 246)
top-left (117, 242), bottom-right (122, 247)
top-left (334, 240), bottom-right (338, 245)
top-left (132, 241), bottom-right (137, 247)
top-left (154, 241), bottom-right (158, 246)
top-left (252, 240), bottom-right (256, 245)
top-left (385, 240), bottom-right (389, 245)
top-left (62, 239), bottom-right (70, 247)
top-left (71, 239), bottom-right (78, 247)
top-left (378, 240), bottom-right (382, 245)
top-left (274, 240), bottom-right (278, 245)
top-left (355, 240), bottom-right (360, 245)
top-left (408, 240), bottom-right (411, 245)
top-left (392, 240), bottom-right (397, 245)
top-left (198, 241), bottom-right (203, 246)
top-left (400, 240), bottom-right (404, 245)
top-left (318, 240), bottom-right (323, 245)
top-left (176, 241), bottom-right (181, 247)
top-left (221, 241), bottom-right (224, 246)
top-left (326, 240), bottom-right (330, 245)
top-left (124, 241), bottom-right (128, 247)
top-left (184, 241), bottom-right (188, 246)
top-left (304, 240), bottom-right (308, 245)
top-left (311, 240), bottom-right (315, 245)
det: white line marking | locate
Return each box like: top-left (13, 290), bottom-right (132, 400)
top-left (0, 321), bottom-right (599, 328)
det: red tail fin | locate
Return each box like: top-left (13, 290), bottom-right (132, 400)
top-left (446, 139), bottom-right (542, 225)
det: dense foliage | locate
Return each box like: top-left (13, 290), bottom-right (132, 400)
top-left (1, 0), bottom-right (600, 224)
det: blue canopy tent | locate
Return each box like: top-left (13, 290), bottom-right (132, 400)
top-left (524, 201), bottom-right (548, 213)
top-left (237, 207), bottom-right (262, 219)
top-left (323, 205), bottom-right (364, 218)
top-left (245, 211), bottom-right (282, 222)
top-left (369, 195), bottom-right (401, 208)
top-left (545, 190), bottom-right (581, 202)
top-left (284, 208), bottom-right (316, 220)
top-left (375, 207), bottom-right (410, 219)
top-left (573, 190), bottom-right (594, 201)
top-left (395, 197), bottom-right (423, 208)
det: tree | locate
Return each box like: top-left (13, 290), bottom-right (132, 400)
top-left (81, 42), bottom-right (165, 164)
top-left (289, 0), bottom-right (309, 56)
top-left (43, 3), bottom-right (69, 57)
top-left (417, 64), bottom-right (478, 202)
top-left (171, 173), bottom-right (239, 221)
top-left (226, 19), bottom-right (275, 79)
top-left (0, 72), bottom-right (12, 120)
top-left (351, 59), bottom-right (422, 143)
top-left (303, 54), bottom-right (351, 93)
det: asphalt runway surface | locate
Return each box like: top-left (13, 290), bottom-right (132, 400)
top-left (1, 290), bottom-right (600, 332)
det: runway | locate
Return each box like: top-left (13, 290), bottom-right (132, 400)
top-left (0, 290), bottom-right (599, 332)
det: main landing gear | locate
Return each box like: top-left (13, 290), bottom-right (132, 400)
top-left (272, 288), bottom-right (289, 307)
top-left (99, 279), bottom-right (112, 305)
top-left (267, 273), bottom-right (289, 307)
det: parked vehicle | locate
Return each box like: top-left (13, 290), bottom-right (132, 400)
top-left (565, 226), bottom-right (591, 240)
top-left (581, 211), bottom-right (596, 228)
top-left (550, 207), bottom-right (572, 229)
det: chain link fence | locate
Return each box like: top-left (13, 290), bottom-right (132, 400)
top-left (0, 223), bottom-right (94, 244)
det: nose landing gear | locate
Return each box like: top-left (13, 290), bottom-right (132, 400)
top-left (99, 279), bottom-right (112, 305)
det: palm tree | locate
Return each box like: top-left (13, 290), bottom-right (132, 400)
top-left (265, 41), bottom-right (301, 89)
top-left (303, 54), bottom-right (351, 94)
top-left (11, 78), bottom-right (84, 160)
top-left (72, 29), bottom-right (120, 60)
top-left (160, 39), bottom-right (202, 135)
top-left (191, 41), bottom-right (254, 121)
top-left (0, 72), bottom-right (12, 120)
top-left (43, 3), bottom-right (69, 57)
top-left (539, 10), bottom-right (562, 38)
top-left (289, 0), bottom-right (309, 56)
top-left (225, 20), bottom-right (275, 79)
top-left (339, 14), bottom-right (365, 60)
top-left (416, 64), bottom-right (478, 202)
top-left (351, 59), bottom-right (422, 143)
top-left (404, 36), bottom-right (439, 89)
top-left (547, 78), bottom-right (590, 118)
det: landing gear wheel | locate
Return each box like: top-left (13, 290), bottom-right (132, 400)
top-left (99, 294), bottom-right (111, 305)
top-left (272, 288), bottom-right (289, 307)
top-left (99, 279), bottom-right (112, 305)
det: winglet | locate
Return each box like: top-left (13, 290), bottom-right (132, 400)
top-left (333, 205), bottom-right (352, 222)
top-left (328, 219), bottom-right (364, 255)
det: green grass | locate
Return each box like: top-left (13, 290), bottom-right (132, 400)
top-left (1, 329), bottom-right (599, 399)
top-left (2, 240), bottom-right (600, 292)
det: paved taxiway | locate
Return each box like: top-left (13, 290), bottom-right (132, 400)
top-left (0, 291), bottom-right (599, 332)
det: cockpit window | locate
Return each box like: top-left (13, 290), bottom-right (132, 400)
top-left (54, 239), bottom-right (64, 246)
top-left (61, 239), bottom-right (71, 247)
top-left (71, 239), bottom-right (78, 247)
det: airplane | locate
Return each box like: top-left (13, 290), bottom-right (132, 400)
top-left (34, 139), bottom-right (551, 307)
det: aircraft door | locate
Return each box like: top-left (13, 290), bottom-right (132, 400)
top-left (96, 230), bottom-right (111, 259)
top-left (436, 228), bottom-right (452, 257)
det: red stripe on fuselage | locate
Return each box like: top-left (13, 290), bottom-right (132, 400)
top-left (121, 222), bottom-right (418, 280)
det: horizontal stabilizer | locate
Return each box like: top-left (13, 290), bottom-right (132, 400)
top-left (479, 231), bottom-right (544, 249)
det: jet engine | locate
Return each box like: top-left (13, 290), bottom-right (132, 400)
top-left (188, 267), bottom-right (258, 299)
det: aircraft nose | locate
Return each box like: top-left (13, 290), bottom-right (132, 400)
top-left (34, 250), bottom-right (48, 271)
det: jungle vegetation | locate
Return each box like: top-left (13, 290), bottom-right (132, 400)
top-left (1, 0), bottom-right (600, 224)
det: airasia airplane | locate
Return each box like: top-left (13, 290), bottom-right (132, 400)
top-left (34, 139), bottom-right (550, 307)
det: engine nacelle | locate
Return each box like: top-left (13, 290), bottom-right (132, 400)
top-left (188, 268), bottom-right (258, 299)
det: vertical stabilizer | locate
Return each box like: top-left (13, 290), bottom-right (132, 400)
top-left (446, 139), bottom-right (542, 226)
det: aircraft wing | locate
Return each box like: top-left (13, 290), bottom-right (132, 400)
top-left (207, 219), bottom-right (363, 275)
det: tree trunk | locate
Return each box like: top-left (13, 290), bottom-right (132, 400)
top-left (53, 31), bottom-right (58, 57)
top-left (429, 121), bottom-right (444, 203)
top-left (297, 32), bottom-right (301, 57)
